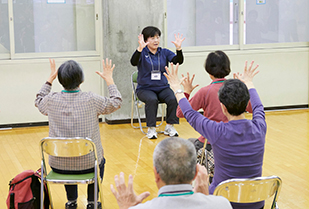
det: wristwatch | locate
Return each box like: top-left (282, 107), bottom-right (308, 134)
top-left (174, 89), bottom-right (184, 95)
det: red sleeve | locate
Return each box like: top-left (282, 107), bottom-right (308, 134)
top-left (176, 88), bottom-right (206, 118)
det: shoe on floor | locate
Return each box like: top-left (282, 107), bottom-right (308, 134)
top-left (87, 202), bottom-right (102, 209)
top-left (65, 201), bottom-right (77, 209)
top-left (147, 127), bottom-right (157, 139)
top-left (188, 138), bottom-right (204, 152)
top-left (164, 124), bottom-right (178, 137)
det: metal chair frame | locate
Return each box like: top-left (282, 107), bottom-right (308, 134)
top-left (213, 175), bottom-right (282, 209)
top-left (130, 71), bottom-right (165, 134)
top-left (40, 137), bottom-right (103, 209)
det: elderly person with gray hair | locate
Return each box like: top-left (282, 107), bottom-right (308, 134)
top-left (35, 58), bottom-right (122, 209)
top-left (111, 137), bottom-right (232, 209)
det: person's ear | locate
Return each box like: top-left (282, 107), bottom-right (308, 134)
top-left (193, 164), bottom-right (199, 180)
top-left (209, 74), bottom-right (215, 80)
top-left (220, 103), bottom-right (228, 116)
top-left (153, 166), bottom-right (160, 183)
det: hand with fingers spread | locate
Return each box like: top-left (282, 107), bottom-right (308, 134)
top-left (181, 72), bottom-right (199, 94)
top-left (137, 34), bottom-right (149, 52)
top-left (96, 58), bottom-right (115, 86)
top-left (47, 59), bottom-right (58, 84)
top-left (164, 63), bottom-right (184, 92)
top-left (234, 60), bottom-right (259, 89)
top-left (171, 33), bottom-right (185, 50)
top-left (164, 63), bottom-right (186, 102)
top-left (193, 164), bottom-right (209, 195)
top-left (110, 172), bottom-right (150, 209)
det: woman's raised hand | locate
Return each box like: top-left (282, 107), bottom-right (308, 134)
top-left (171, 33), bottom-right (185, 50)
top-left (137, 34), bottom-right (148, 52)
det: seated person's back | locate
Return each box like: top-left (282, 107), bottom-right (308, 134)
top-left (111, 137), bottom-right (233, 209)
top-left (165, 61), bottom-right (266, 209)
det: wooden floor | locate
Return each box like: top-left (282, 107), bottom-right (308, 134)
top-left (1, 109), bottom-right (308, 209)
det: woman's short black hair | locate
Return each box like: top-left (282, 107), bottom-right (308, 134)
top-left (58, 60), bottom-right (84, 90)
top-left (218, 79), bottom-right (250, 116)
top-left (141, 26), bottom-right (161, 42)
top-left (205, 50), bottom-right (231, 78)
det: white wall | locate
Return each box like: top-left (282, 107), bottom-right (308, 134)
top-left (0, 57), bottom-right (102, 125)
top-left (181, 47), bottom-right (309, 107)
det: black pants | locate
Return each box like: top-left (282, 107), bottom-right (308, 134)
top-left (137, 87), bottom-right (179, 127)
top-left (51, 158), bottom-right (105, 202)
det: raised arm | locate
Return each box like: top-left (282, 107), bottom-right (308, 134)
top-left (176, 72), bottom-right (199, 117)
top-left (193, 164), bottom-right (209, 195)
top-left (47, 59), bottom-right (58, 84)
top-left (165, 63), bottom-right (220, 144)
top-left (233, 60), bottom-right (259, 89)
top-left (96, 58), bottom-right (115, 86)
top-left (95, 58), bottom-right (122, 114)
top-left (164, 63), bottom-right (186, 102)
top-left (171, 33), bottom-right (185, 51)
top-left (130, 34), bottom-right (148, 66)
top-left (234, 61), bottom-right (265, 124)
top-left (171, 34), bottom-right (185, 65)
top-left (35, 59), bottom-right (58, 114)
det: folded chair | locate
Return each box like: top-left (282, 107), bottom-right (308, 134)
top-left (213, 175), bottom-right (282, 209)
top-left (40, 137), bottom-right (103, 209)
top-left (130, 71), bottom-right (165, 134)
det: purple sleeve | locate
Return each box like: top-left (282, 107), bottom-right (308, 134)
top-left (249, 88), bottom-right (266, 132)
top-left (179, 98), bottom-right (220, 144)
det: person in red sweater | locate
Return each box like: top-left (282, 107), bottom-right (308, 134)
top-left (176, 51), bottom-right (252, 180)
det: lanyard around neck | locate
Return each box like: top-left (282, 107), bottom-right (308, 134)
top-left (148, 52), bottom-right (160, 72)
top-left (62, 89), bottom-right (80, 93)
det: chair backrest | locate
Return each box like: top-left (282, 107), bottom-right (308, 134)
top-left (213, 176), bottom-right (282, 208)
top-left (132, 71), bottom-right (138, 83)
top-left (40, 137), bottom-right (96, 158)
top-left (131, 71), bottom-right (139, 101)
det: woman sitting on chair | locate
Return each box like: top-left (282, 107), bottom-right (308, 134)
top-left (130, 26), bottom-right (185, 139)
top-left (35, 59), bottom-right (122, 209)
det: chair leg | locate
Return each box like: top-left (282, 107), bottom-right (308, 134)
top-left (41, 161), bottom-right (53, 209)
top-left (94, 161), bottom-right (98, 209)
top-left (131, 92), bottom-right (147, 134)
top-left (135, 103), bottom-right (147, 134)
top-left (41, 162), bottom-right (44, 209)
top-left (46, 182), bottom-right (53, 209)
top-left (131, 92), bottom-right (138, 129)
top-left (98, 177), bottom-right (104, 208)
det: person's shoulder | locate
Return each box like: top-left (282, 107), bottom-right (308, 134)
top-left (194, 193), bottom-right (232, 208)
top-left (76, 91), bottom-right (98, 100)
top-left (194, 84), bottom-right (213, 96)
top-left (199, 84), bottom-right (213, 91)
top-left (48, 91), bottom-right (62, 98)
top-left (161, 47), bottom-right (173, 54)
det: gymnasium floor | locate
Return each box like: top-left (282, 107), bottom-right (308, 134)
top-left (0, 109), bottom-right (308, 208)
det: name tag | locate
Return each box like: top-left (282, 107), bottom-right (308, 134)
top-left (151, 71), bottom-right (161, 80)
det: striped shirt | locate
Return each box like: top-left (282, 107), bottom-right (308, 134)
top-left (35, 83), bottom-right (122, 170)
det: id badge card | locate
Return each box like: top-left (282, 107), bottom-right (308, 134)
top-left (151, 71), bottom-right (161, 80)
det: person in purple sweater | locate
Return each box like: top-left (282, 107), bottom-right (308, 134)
top-left (164, 61), bottom-right (266, 209)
